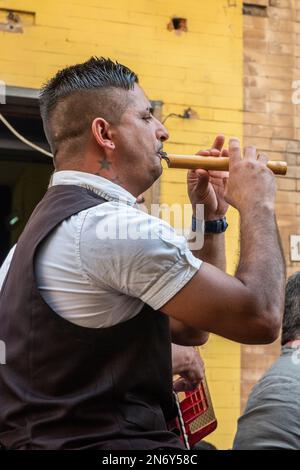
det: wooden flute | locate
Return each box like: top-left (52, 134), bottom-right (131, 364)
top-left (161, 153), bottom-right (287, 176)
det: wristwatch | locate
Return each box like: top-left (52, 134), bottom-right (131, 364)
top-left (192, 216), bottom-right (228, 234)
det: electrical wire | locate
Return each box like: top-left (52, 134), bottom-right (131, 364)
top-left (0, 112), bottom-right (53, 158)
top-left (162, 108), bottom-right (194, 125)
top-left (162, 113), bottom-right (185, 125)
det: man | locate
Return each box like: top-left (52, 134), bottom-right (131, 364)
top-left (0, 57), bottom-right (285, 450)
top-left (233, 272), bottom-right (300, 450)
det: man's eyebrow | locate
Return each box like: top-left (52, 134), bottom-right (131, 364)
top-left (146, 105), bottom-right (154, 114)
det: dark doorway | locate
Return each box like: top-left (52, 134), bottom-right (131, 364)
top-left (0, 159), bottom-right (53, 255)
top-left (0, 86), bottom-right (53, 261)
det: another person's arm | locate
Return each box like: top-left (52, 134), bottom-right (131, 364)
top-left (171, 343), bottom-right (205, 392)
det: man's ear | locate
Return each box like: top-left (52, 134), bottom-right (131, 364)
top-left (92, 117), bottom-right (115, 151)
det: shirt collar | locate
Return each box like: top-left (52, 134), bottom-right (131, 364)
top-left (50, 171), bottom-right (137, 206)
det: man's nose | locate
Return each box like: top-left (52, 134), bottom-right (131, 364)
top-left (156, 122), bottom-right (169, 142)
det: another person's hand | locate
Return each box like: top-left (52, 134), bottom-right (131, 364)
top-left (224, 138), bottom-right (275, 213)
top-left (171, 344), bottom-right (205, 392)
top-left (187, 134), bottom-right (229, 221)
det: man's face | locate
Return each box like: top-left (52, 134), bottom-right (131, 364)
top-left (110, 84), bottom-right (169, 193)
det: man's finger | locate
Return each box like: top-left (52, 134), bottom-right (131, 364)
top-left (211, 134), bottom-right (225, 152)
top-left (228, 138), bottom-right (242, 167)
top-left (221, 148), bottom-right (229, 157)
top-left (196, 150), bottom-right (214, 156)
top-left (188, 169), bottom-right (208, 179)
top-left (173, 378), bottom-right (190, 392)
top-left (208, 149), bottom-right (221, 157)
top-left (244, 145), bottom-right (256, 161)
top-left (196, 149), bottom-right (221, 158)
top-left (257, 153), bottom-right (268, 165)
top-left (196, 135), bottom-right (225, 157)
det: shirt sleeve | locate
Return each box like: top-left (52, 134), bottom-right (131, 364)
top-left (79, 202), bottom-right (202, 310)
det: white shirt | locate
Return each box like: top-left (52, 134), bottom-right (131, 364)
top-left (0, 171), bottom-right (201, 328)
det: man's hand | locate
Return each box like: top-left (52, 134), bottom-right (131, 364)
top-left (224, 138), bottom-right (275, 213)
top-left (188, 134), bottom-right (229, 221)
top-left (171, 344), bottom-right (205, 392)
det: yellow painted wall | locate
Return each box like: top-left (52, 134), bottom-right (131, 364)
top-left (0, 0), bottom-right (243, 449)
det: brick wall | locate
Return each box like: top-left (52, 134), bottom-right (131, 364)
top-left (242, 0), bottom-right (300, 411)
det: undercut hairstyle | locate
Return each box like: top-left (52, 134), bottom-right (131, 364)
top-left (39, 57), bottom-right (138, 160)
top-left (281, 272), bottom-right (300, 345)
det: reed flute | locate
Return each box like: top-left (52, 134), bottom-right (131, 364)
top-left (161, 153), bottom-right (287, 176)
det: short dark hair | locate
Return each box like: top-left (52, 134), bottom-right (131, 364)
top-left (281, 272), bottom-right (300, 345)
top-left (39, 57), bottom-right (139, 157)
top-left (40, 56), bottom-right (138, 121)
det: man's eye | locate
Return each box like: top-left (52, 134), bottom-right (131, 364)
top-left (143, 115), bottom-right (152, 121)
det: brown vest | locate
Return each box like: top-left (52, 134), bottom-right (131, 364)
top-left (0, 185), bottom-right (182, 450)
